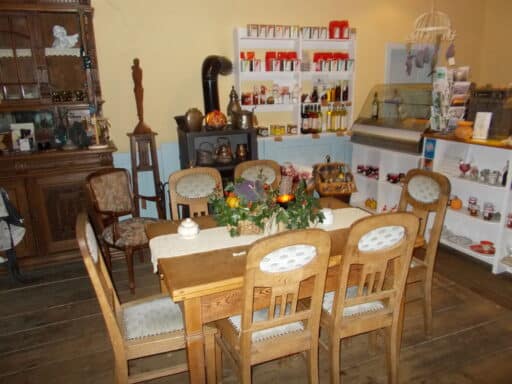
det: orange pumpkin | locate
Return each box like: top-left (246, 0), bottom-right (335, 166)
top-left (450, 196), bottom-right (463, 210)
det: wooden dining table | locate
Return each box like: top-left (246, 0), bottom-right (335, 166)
top-left (146, 199), bottom-right (424, 384)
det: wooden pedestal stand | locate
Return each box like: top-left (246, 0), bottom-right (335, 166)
top-left (128, 58), bottom-right (166, 219)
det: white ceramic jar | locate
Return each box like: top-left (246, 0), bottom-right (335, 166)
top-left (177, 218), bottom-right (200, 239)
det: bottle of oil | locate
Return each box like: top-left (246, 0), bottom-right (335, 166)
top-left (340, 104), bottom-right (348, 131)
top-left (326, 105), bottom-right (334, 132)
top-left (371, 92), bottom-right (379, 120)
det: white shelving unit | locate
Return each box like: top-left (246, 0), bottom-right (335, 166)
top-left (424, 135), bottom-right (512, 274)
top-left (350, 143), bottom-right (421, 213)
top-left (233, 27), bottom-right (356, 135)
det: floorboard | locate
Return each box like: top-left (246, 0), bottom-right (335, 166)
top-left (1, 247), bottom-right (512, 383)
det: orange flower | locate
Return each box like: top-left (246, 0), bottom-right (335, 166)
top-left (226, 196), bottom-right (240, 208)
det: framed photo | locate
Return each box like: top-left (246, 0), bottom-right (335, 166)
top-left (10, 122), bottom-right (35, 151)
top-left (473, 112), bottom-right (493, 140)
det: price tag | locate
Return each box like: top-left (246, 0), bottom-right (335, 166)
top-left (312, 133), bottom-right (320, 139)
top-left (274, 136), bottom-right (283, 142)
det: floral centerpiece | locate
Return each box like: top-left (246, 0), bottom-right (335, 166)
top-left (209, 176), bottom-right (324, 237)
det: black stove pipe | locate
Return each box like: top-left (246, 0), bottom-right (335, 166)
top-left (202, 55), bottom-right (233, 114)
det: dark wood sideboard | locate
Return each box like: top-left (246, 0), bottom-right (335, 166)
top-left (0, 146), bottom-right (115, 267)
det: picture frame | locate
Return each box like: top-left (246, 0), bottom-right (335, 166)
top-left (473, 112), bottom-right (493, 140)
top-left (10, 122), bottom-right (35, 151)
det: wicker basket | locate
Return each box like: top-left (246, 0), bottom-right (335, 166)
top-left (237, 219), bottom-right (262, 235)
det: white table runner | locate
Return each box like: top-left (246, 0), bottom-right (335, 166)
top-left (150, 207), bottom-right (370, 272)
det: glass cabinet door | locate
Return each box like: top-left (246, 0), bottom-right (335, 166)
top-left (0, 14), bottom-right (38, 102)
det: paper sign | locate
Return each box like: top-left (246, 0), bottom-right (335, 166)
top-left (473, 112), bottom-right (492, 140)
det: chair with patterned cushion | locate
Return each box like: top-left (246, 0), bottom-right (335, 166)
top-left (214, 229), bottom-right (331, 383)
top-left (76, 212), bottom-right (216, 384)
top-left (168, 167), bottom-right (222, 220)
top-left (85, 168), bottom-right (164, 293)
top-left (398, 169), bottom-right (450, 337)
top-left (234, 159), bottom-right (282, 190)
top-left (320, 212), bottom-right (419, 384)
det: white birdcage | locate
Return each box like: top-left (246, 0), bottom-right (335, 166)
top-left (408, 7), bottom-right (456, 43)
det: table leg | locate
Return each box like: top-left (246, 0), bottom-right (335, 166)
top-left (183, 297), bottom-right (206, 384)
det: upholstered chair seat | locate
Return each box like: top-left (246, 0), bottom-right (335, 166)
top-left (102, 217), bottom-right (159, 248)
top-left (123, 296), bottom-right (184, 340)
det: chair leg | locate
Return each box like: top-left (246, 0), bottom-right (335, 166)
top-left (240, 362), bottom-right (251, 384)
top-left (423, 278), bottom-right (433, 338)
top-left (114, 359), bottom-right (128, 384)
top-left (125, 247), bottom-right (135, 294)
top-left (386, 324), bottom-right (400, 384)
top-left (307, 343), bottom-right (320, 384)
top-left (204, 327), bottom-right (217, 384)
top-left (329, 336), bottom-right (341, 384)
top-left (102, 242), bottom-right (112, 271)
top-left (215, 335), bottom-right (223, 384)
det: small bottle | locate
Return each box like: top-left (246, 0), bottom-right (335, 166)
top-left (342, 80), bottom-right (349, 101)
top-left (371, 92), bottom-right (379, 120)
top-left (326, 105), bottom-right (334, 132)
top-left (334, 81), bottom-right (341, 102)
top-left (311, 86), bottom-right (319, 103)
top-left (317, 104), bottom-right (324, 132)
top-left (340, 104), bottom-right (348, 131)
top-left (301, 104), bottom-right (310, 133)
top-left (226, 86), bottom-right (242, 124)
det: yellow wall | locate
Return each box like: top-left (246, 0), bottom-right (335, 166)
top-left (479, 0), bottom-right (512, 88)
top-left (93, 0), bottom-right (495, 151)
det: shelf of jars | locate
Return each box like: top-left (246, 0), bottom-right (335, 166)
top-left (423, 134), bottom-right (512, 274)
top-left (234, 23), bottom-right (356, 138)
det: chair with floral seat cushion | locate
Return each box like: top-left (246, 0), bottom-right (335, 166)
top-left (168, 167), bottom-right (222, 220)
top-left (398, 169), bottom-right (450, 337)
top-left (75, 212), bottom-right (217, 384)
top-left (85, 168), bottom-right (165, 293)
top-left (214, 228), bottom-right (331, 384)
top-left (234, 159), bottom-right (282, 190)
top-left (320, 212), bottom-right (419, 384)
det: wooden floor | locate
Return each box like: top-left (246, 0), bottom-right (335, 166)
top-left (1, 246), bottom-right (512, 383)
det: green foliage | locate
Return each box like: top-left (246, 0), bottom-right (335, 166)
top-left (209, 179), bottom-right (324, 236)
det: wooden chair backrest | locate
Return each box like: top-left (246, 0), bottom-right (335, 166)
top-left (240, 229), bottom-right (331, 353)
top-left (234, 159), bottom-right (282, 190)
top-left (398, 169), bottom-right (450, 267)
top-left (75, 212), bottom-right (125, 359)
top-left (331, 213), bottom-right (419, 327)
top-left (85, 168), bottom-right (136, 228)
top-left (168, 167), bottom-right (222, 220)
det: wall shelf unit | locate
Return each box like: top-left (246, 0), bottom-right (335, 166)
top-left (350, 142), bottom-right (421, 212)
top-left (233, 27), bottom-right (356, 136)
top-left (423, 134), bottom-right (512, 274)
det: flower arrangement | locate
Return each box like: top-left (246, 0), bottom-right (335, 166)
top-left (209, 177), bottom-right (324, 237)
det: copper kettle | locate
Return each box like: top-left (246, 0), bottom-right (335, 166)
top-left (215, 137), bottom-right (233, 164)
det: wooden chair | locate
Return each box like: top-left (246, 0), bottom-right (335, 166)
top-left (234, 159), bottom-right (282, 189)
top-left (168, 167), bottom-right (222, 220)
top-left (398, 168), bottom-right (451, 337)
top-left (76, 212), bottom-right (217, 384)
top-left (214, 229), bottom-right (331, 383)
top-left (320, 212), bottom-right (419, 384)
top-left (85, 168), bottom-right (164, 293)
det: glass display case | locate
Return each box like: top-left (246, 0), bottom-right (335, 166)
top-left (352, 83), bottom-right (432, 154)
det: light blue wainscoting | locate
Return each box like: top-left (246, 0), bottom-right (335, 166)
top-left (114, 135), bottom-right (353, 219)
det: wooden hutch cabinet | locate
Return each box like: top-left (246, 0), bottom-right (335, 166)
top-left (0, 0), bottom-right (113, 266)
top-left (0, 147), bottom-right (115, 266)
